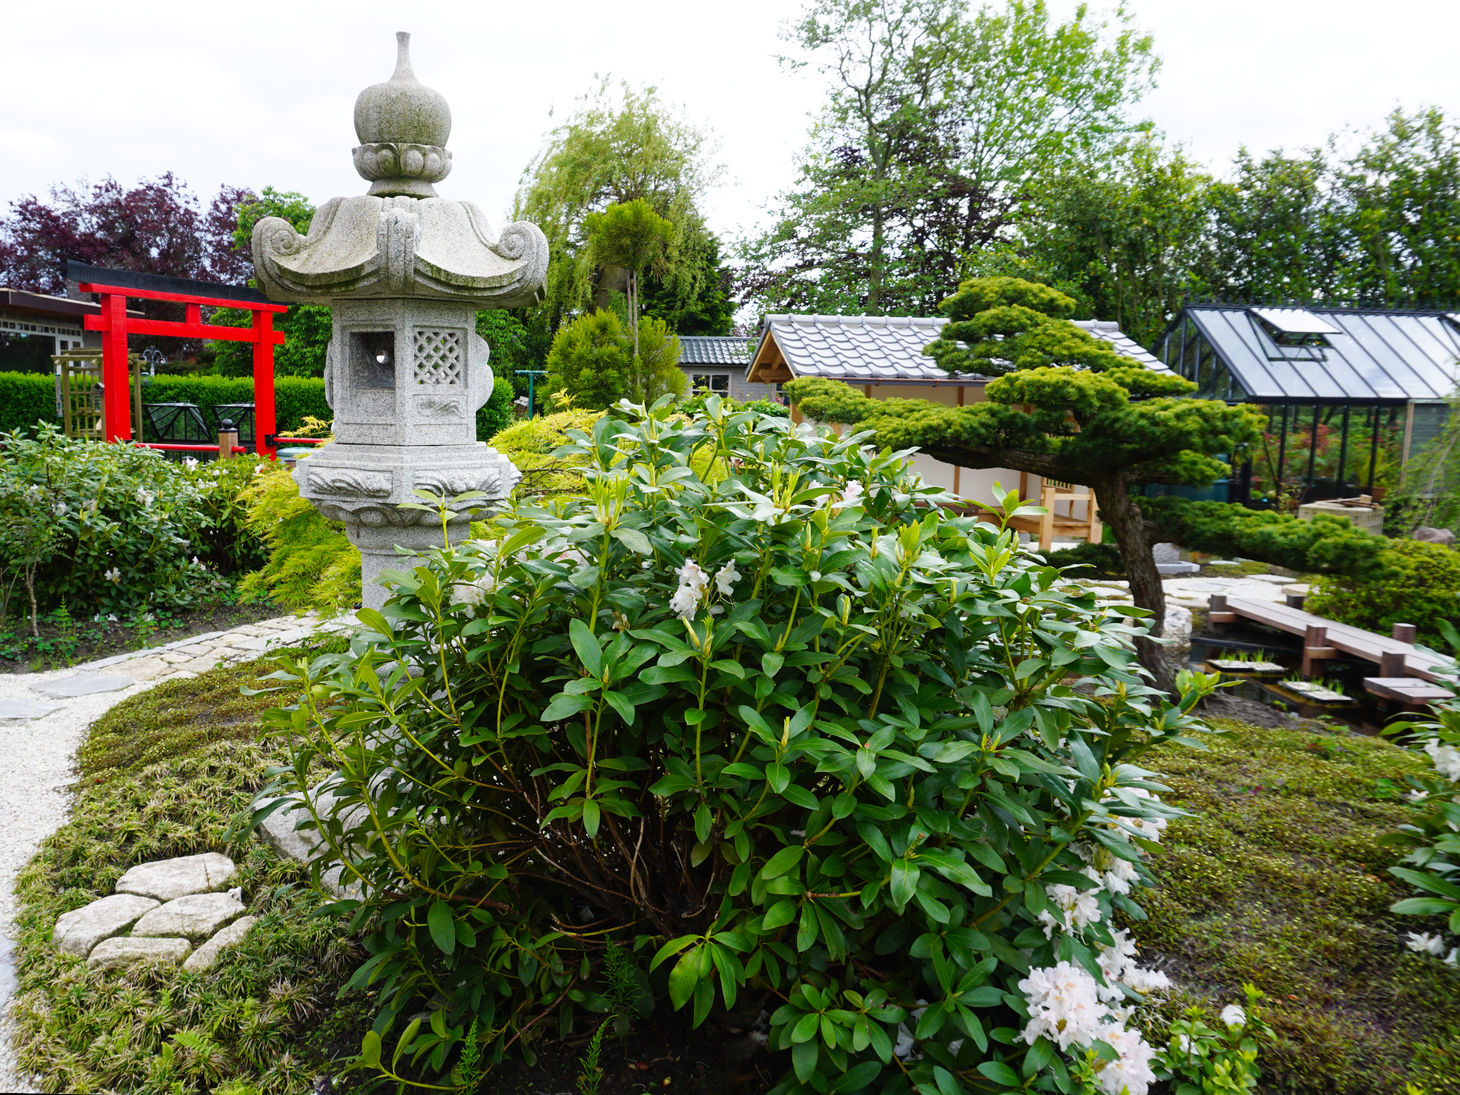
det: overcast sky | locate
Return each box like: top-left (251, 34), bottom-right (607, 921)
top-left (1, 0), bottom-right (1454, 247)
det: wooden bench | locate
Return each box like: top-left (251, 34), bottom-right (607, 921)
top-left (1006, 478), bottom-right (1102, 552)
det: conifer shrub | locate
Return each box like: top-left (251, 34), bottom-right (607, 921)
top-left (1307, 539), bottom-right (1460, 648)
top-left (255, 400), bottom-right (1216, 1094)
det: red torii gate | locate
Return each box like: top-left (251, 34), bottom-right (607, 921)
top-left (66, 261), bottom-right (287, 459)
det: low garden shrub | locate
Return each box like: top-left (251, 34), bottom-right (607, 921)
top-left (0, 425), bottom-right (265, 626)
top-left (256, 399), bottom-right (1220, 1094)
top-left (1307, 540), bottom-right (1460, 648)
top-left (1142, 497), bottom-right (1387, 577)
top-left (236, 461), bottom-right (361, 615)
top-left (488, 407), bottom-right (605, 497)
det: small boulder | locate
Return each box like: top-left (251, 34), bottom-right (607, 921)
top-left (132, 892), bottom-right (245, 942)
top-left (115, 852), bottom-right (237, 902)
top-left (181, 915), bottom-right (258, 973)
top-left (53, 893), bottom-right (159, 957)
top-left (87, 936), bottom-right (191, 971)
top-left (1413, 526), bottom-right (1458, 547)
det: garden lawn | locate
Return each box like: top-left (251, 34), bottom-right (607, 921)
top-left (1136, 717), bottom-right (1460, 1095)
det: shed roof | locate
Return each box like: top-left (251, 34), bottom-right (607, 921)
top-left (677, 335), bottom-right (754, 366)
top-left (747, 313), bottom-right (1167, 384)
top-left (1177, 305), bottom-right (1460, 403)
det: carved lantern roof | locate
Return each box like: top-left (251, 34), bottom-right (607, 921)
top-left (252, 31), bottom-right (547, 308)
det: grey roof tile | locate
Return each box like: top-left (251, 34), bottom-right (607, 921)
top-left (677, 335), bottom-right (754, 366)
top-left (759, 314), bottom-right (1167, 382)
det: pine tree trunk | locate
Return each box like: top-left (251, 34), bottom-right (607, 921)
top-left (1092, 475), bottom-right (1176, 694)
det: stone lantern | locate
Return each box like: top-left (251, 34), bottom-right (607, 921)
top-left (252, 31), bottom-right (548, 608)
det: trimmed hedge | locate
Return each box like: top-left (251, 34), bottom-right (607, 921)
top-left (0, 373), bottom-right (61, 434)
top-left (138, 375), bottom-right (331, 437)
top-left (1143, 496), bottom-right (1388, 578)
top-left (1, 371), bottom-right (515, 444)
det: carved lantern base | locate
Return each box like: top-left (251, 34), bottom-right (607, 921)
top-left (294, 441), bottom-right (520, 609)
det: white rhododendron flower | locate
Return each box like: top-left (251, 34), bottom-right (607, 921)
top-left (713, 559), bottom-right (740, 596)
top-left (1220, 1004), bottom-right (1247, 1028)
top-left (184, 457), bottom-right (199, 470)
top-left (1019, 962), bottom-right (1106, 1051)
top-left (1038, 882), bottom-right (1103, 938)
top-left (1407, 931), bottom-right (1448, 957)
top-left (1093, 1022), bottom-right (1158, 1095)
top-left (450, 572), bottom-right (498, 607)
top-left (1424, 740), bottom-right (1460, 782)
top-left (671, 559), bottom-right (711, 619)
top-left (104, 567), bottom-right (121, 583)
top-left (830, 480), bottom-right (865, 510)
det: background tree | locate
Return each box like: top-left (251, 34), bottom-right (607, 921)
top-left (543, 309), bottom-right (684, 410)
top-left (585, 200), bottom-right (673, 355)
top-left (740, 0), bottom-right (1159, 316)
top-left (210, 188), bottom-right (332, 378)
top-left (1014, 138), bottom-right (1212, 346)
top-left (514, 80), bottom-right (729, 340)
top-left (0, 173), bottom-right (252, 312)
top-left (787, 277), bottom-right (1264, 688)
top-left (1336, 107), bottom-right (1460, 307)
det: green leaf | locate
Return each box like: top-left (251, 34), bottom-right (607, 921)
top-left (582, 798), bottom-right (601, 839)
top-left (761, 845), bottom-right (804, 880)
top-left (427, 900), bottom-right (455, 956)
top-left (890, 859), bottom-right (918, 910)
top-left (360, 1029), bottom-right (381, 1070)
top-left (668, 945), bottom-right (704, 1010)
top-left (762, 899), bottom-right (797, 931)
top-left (762, 651), bottom-right (785, 677)
top-left (612, 527), bottom-right (652, 554)
top-left (977, 1060), bottom-right (1020, 1086)
top-left (792, 1038), bottom-right (819, 1084)
top-left (539, 691), bottom-right (592, 723)
top-left (570, 617), bottom-right (604, 679)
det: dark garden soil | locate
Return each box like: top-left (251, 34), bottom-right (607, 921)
top-left (475, 1007), bottom-right (782, 1095)
top-left (0, 599), bottom-right (288, 674)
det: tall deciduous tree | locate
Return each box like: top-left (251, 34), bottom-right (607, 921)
top-left (1017, 138), bottom-right (1213, 346)
top-left (741, 0), bottom-right (1159, 317)
top-left (0, 173), bottom-right (253, 308)
top-left (514, 81), bottom-right (729, 337)
top-left (210, 188), bottom-right (334, 378)
top-left (787, 278), bottom-right (1264, 689)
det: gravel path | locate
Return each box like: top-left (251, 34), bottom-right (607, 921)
top-left (0, 613), bottom-right (350, 1092)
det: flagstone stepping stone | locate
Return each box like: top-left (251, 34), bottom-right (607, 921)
top-left (53, 893), bottom-right (159, 957)
top-left (132, 892), bottom-right (245, 942)
top-left (31, 673), bottom-right (135, 698)
top-left (0, 698), bottom-right (62, 721)
top-left (88, 936), bottom-right (191, 971)
top-left (181, 915), bottom-right (258, 973)
top-left (115, 852), bottom-right (237, 902)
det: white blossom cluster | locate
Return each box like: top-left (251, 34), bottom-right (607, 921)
top-left (1019, 785), bottom-right (1176, 1094)
top-left (1406, 931), bottom-right (1460, 964)
top-left (669, 558), bottom-right (739, 619)
top-left (1019, 962), bottom-right (1158, 1095)
top-left (1424, 740), bottom-right (1460, 783)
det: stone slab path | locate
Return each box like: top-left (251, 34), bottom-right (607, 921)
top-left (0, 612), bottom-right (351, 1093)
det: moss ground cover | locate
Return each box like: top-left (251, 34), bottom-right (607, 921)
top-left (10, 654), bottom-right (370, 1095)
top-left (1135, 717), bottom-right (1460, 1094)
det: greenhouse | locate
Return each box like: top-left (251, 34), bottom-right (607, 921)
top-left (1158, 304), bottom-right (1459, 506)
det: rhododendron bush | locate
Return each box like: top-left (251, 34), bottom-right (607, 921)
top-left (256, 399), bottom-right (1217, 1094)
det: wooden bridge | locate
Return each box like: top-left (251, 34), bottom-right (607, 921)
top-left (1208, 594), bottom-right (1455, 708)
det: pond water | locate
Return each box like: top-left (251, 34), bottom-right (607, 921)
top-left (1189, 635), bottom-right (1398, 735)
